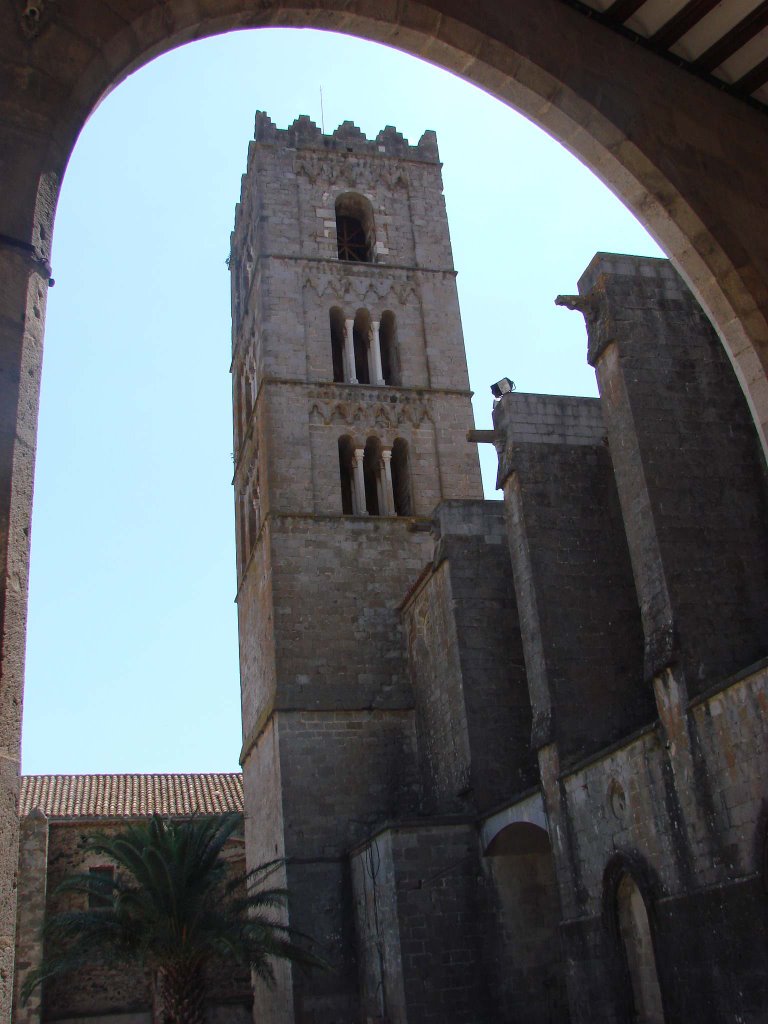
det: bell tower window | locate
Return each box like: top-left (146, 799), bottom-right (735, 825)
top-left (379, 311), bottom-right (399, 386)
top-left (354, 309), bottom-right (371, 385)
top-left (335, 193), bottom-right (375, 263)
top-left (391, 438), bottom-right (412, 516)
top-left (363, 437), bottom-right (383, 516)
top-left (338, 436), bottom-right (355, 514)
top-left (330, 307), bottom-right (346, 383)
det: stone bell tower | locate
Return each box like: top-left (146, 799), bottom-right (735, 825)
top-left (229, 112), bottom-right (482, 1023)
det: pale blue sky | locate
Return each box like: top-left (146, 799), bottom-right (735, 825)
top-left (21, 28), bottom-right (663, 775)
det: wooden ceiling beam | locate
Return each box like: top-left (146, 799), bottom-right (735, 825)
top-left (557, 0), bottom-right (768, 112)
top-left (735, 54), bottom-right (768, 95)
top-left (650, 0), bottom-right (722, 49)
top-left (603, 0), bottom-right (647, 25)
top-left (694, 1), bottom-right (768, 74)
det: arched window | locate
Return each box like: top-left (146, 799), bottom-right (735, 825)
top-left (616, 873), bottom-right (665, 1023)
top-left (363, 436), bottom-right (382, 516)
top-left (330, 307), bottom-right (346, 383)
top-left (335, 192), bottom-right (375, 263)
top-left (338, 436), bottom-right (355, 515)
top-left (354, 309), bottom-right (371, 385)
top-left (379, 311), bottom-right (400, 386)
top-left (391, 438), bottom-right (412, 516)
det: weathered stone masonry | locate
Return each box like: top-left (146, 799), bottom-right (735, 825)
top-left (230, 114), bottom-right (482, 1024)
top-left (232, 115), bottom-right (768, 1024)
top-left (15, 120), bottom-right (768, 1024)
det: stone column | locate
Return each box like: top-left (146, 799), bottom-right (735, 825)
top-left (352, 448), bottom-right (367, 514)
top-left (381, 449), bottom-right (395, 514)
top-left (0, 241), bottom-right (49, 1021)
top-left (344, 319), bottom-right (358, 384)
top-left (369, 321), bottom-right (385, 386)
top-left (13, 809), bottom-right (49, 1024)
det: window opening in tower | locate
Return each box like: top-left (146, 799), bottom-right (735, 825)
top-left (337, 215), bottom-right (370, 262)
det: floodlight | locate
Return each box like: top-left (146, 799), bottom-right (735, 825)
top-left (490, 378), bottom-right (516, 399)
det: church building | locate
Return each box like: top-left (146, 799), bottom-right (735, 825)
top-left (14, 113), bottom-right (768, 1024)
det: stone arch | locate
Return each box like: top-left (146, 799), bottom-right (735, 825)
top-left (363, 435), bottom-right (382, 515)
top-left (335, 191), bottom-right (375, 263)
top-left (379, 310), bottom-right (399, 386)
top-left (603, 853), bottom-right (666, 1024)
top-left (329, 306), bottom-right (346, 383)
top-left (3, 3), bottom-right (768, 1014)
top-left (390, 437), bottom-right (412, 517)
top-left (484, 819), bottom-right (569, 1024)
top-left (7, 4), bottom-right (767, 439)
top-left (338, 434), bottom-right (355, 515)
top-left (616, 874), bottom-right (665, 1023)
top-left (353, 308), bottom-right (371, 385)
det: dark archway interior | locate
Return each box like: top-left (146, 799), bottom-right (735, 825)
top-left (487, 823), bottom-right (569, 1023)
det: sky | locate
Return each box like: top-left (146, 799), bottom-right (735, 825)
top-left (21, 28), bottom-right (663, 776)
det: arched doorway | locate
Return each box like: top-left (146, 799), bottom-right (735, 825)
top-left (485, 821), bottom-right (570, 1022)
top-left (615, 873), bottom-right (665, 1024)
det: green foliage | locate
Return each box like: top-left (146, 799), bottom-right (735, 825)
top-left (22, 814), bottom-right (324, 1021)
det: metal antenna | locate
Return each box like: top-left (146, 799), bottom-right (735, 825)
top-left (320, 85), bottom-right (325, 133)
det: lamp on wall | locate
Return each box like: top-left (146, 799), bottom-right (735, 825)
top-left (490, 377), bottom-right (516, 399)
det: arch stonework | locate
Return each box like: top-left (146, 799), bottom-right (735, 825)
top-left (2, 0), bottom-right (768, 1013)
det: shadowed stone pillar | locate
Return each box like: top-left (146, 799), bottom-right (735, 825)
top-left (13, 809), bottom-right (49, 1024)
top-left (352, 447), bottom-right (366, 514)
top-left (381, 449), bottom-right (394, 514)
top-left (344, 318), bottom-right (357, 384)
top-left (0, 240), bottom-right (48, 1021)
top-left (369, 321), bottom-right (384, 386)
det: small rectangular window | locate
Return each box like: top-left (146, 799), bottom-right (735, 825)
top-left (88, 865), bottom-right (115, 909)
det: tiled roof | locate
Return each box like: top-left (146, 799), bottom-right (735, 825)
top-left (19, 773), bottom-right (243, 820)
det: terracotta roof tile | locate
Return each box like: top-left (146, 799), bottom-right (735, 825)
top-left (19, 773), bottom-right (243, 820)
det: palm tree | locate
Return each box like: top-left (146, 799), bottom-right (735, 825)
top-left (21, 814), bottom-right (324, 1024)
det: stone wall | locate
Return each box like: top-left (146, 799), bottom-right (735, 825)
top-left (41, 823), bottom-right (152, 1021)
top-left (14, 810), bottom-right (48, 1024)
top-left (351, 822), bottom-right (493, 1024)
top-left (534, 660), bottom-right (768, 1023)
top-left (578, 254), bottom-right (768, 695)
top-left (494, 392), bottom-right (651, 765)
top-left (403, 500), bottom-right (535, 815)
top-left (233, 117), bottom-right (483, 1023)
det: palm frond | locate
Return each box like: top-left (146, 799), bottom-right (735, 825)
top-left (23, 813), bottom-right (327, 1009)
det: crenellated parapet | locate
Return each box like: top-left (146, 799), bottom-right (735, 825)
top-left (252, 109), bottom-right (439, 162)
